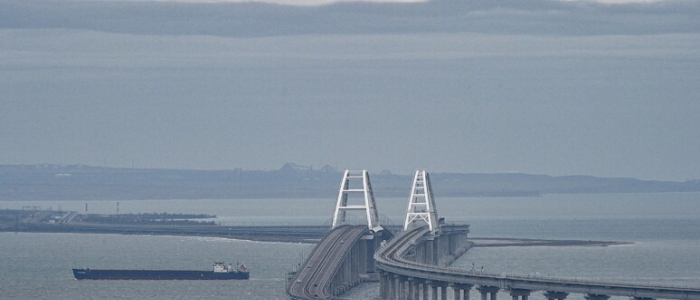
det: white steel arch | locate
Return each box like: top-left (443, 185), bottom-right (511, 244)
top-left (403, 170), bottom-right (440, 234)
top-left (331, 170), bottom-right (381, 232)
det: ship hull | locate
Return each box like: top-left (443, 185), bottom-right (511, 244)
top-left (73, 269), bottom-right (249, 280)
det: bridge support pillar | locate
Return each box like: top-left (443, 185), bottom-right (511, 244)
top-left (544, 291), bottom-right (568, 300)
top-left (428, 281), bottom-right (440, 300)
top-left (407, 277), bottom-right (416, 300)
top-left (414, 279), bottom-right (423, 300)
top-left (510, 289), bottom-right (531, 300)
top-left (585, 294), bottom-right (610, 300)
top-left (386, 274), bottom-right (396, 300)
top-left (396, 275), bottom-right (406, 300)
top-left (453, 284), bottom-right (473, 300)
top-left (422, 280), bottom-right (431, 300)
top-left (428, 282), bottom-right (449, 300)
top-left (423, 237), bottom-right (438, 265)
top-left (379, 272), bottom-right (389, 299)
top-left (478, 286), bottom-right (500, 300)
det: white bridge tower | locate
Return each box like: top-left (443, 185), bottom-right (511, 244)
top-left (332, 170), bottom-right (382, 232)
top-left (403, 170), bottom-right (440, 234)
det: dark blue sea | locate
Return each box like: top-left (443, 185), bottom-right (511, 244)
top-left (1, 193), bottom-right (699, 300)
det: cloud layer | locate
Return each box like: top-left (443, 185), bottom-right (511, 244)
top-left (1, 0), bottom-right (699, 37)
top-left (1, 0), bottom-right (699, 180)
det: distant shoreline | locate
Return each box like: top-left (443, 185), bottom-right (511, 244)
top-left (2, 164), bottom-right (698, 201)
top-left (2, 208), bottom-right (631, 246)
top-left (469, 237), bottom-right (631, 247)
top-left (3, 225), bottom-right (626, 247)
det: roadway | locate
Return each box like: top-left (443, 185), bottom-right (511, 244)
top-left (287, 225), bottom-right (368, 300)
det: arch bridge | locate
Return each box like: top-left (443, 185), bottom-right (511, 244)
top-left (287, 170), bottom-right (700, 300)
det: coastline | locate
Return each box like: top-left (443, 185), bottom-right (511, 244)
top-left (3, 209), bottom-right (629, 246)
top-left (3, 224), bottom-right (626, 247)
top-left (470, 237), bottom-right (631, 247)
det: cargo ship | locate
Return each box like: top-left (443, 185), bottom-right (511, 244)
top-left (73, 262), bottom-right (249, 280)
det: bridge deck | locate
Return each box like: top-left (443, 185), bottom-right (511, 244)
top-left (376, 227), bottom-right (700, 300)
top-left (287, 225), bottom-right (369, 300)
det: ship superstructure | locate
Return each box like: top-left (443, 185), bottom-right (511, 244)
top-left (73, 262), bottom-right (249, 280)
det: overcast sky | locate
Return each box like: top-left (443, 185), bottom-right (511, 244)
top-left (1, 0), bottom-right (699, 181)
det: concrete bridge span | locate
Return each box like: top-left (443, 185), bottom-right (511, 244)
top-left (375, 226), bottom-right (700, 300)
top-left (286, 225), bottom-right (392, 299)
top-left (287, 169), bottom-right (700, 300)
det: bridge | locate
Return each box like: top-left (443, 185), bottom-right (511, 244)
top-left (287, 170), bottom-right (700, 300)
top-left (286, 170), bottom-right (393, 299)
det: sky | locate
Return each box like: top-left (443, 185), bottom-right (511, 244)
top-left (1, 0), bottom-right (699, 181)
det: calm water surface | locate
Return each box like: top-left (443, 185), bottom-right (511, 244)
top-left (1, 193), bottom-right (699, 300)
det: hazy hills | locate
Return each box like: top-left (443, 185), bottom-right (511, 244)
top-left (1, 163), bottom-right (698, 201)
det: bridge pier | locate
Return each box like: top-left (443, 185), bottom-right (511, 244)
top-left (396, 275), bottom-right (406, 300)
top-left (438, 225), bottom-right (471, 266)
top-left (544, 291), bottom-right (569, 300)
top-left (478, 286), bottom-right (500, 300)
top-left (391, 276), bottom-right (425, 300)
top-left (422, 280), bottom-right (430, 300)
top-left (585, 294), bottom-right (610, 300)
top-left (380, 271), bottom-right (389, 299)
top-left (386, 273), bottom-right (396, 300)
top-left (420, 280), bottom-right (431, 300)
top-left (410, 226), bottom-right (470, 267)
top-left (430, 281), bottom-right (440, 300)
top-left (510, 288), bottom-right (531, 300)
top-left (423, 280), bottom-right (447, 300)
top-left (420, 236), bottom-right (437, 265)
top-left (436, 282), bottom-right (449, 300)
top-left (453, 284), bottom-right (473, 300)
top-left (407, 277), bottom-right (419, 300)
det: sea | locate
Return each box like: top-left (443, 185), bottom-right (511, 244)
top-left (1, 192), bottom-right (699, 300)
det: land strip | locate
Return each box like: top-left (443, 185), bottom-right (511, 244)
top-left (2, 209), bottom-right (624, 246)
top-left (470, 237), bottom-right (630, 247)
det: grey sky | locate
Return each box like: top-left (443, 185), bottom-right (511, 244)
top-left (1, 0), bottom-right (699, 181)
